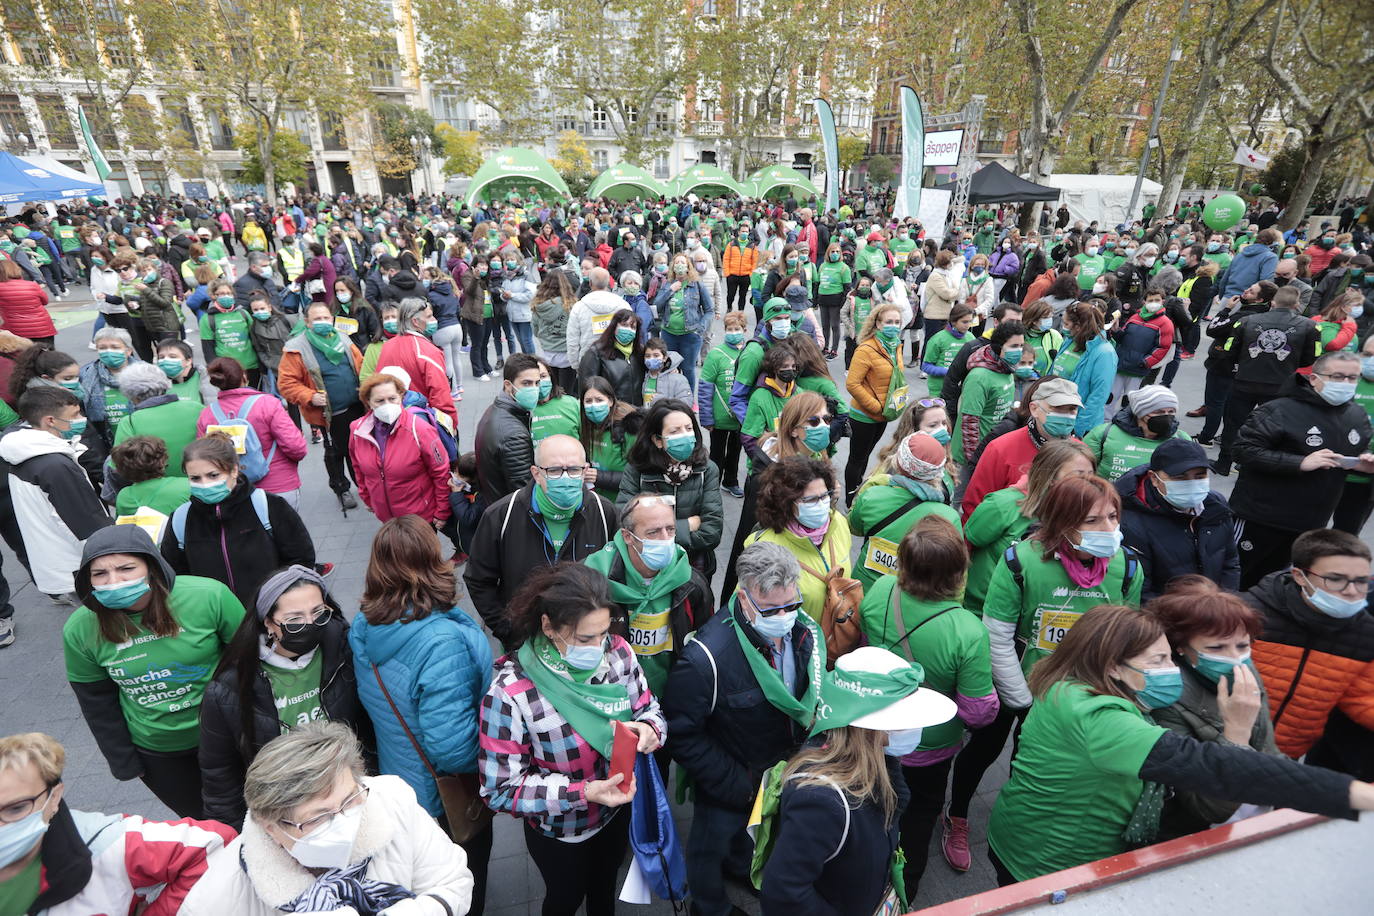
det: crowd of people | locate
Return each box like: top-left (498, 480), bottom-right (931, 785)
top-left (0, 185), bottom-right (1372, 916)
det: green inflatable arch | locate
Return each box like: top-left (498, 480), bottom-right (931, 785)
top-left (746, 165), bottom-right (821, 201)
top-left (465, 147), bottom-right (571, 207)
top-left (586, 163), bottom-right (670, 201)
top-left (672, 163), bottom-right (745, 198)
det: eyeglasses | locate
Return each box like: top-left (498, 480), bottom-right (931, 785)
top-left (538, 464), bottom-right (586, 479)
top-left (915, 398), bottom-right (946, 409)
top-left (278, 784), bottom-right (369, 835)
top-left (746, 590), bottom-right (804, 617)
top-left (802, 414), bottom-right (834, 428)
top-left (1316, 372), bottom-right (1360, 385)
top-left (0, 782), bottom-right (57, 824)
top-left (274, 605), bottom-right (333, 634)
top-left (797, 492), bottom-right (832, 508)
top-left (1300, 569), bottom-right (1374, 594)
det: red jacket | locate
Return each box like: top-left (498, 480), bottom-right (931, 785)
top-left (596, 242), bottom-right (613, 269)
top-left (961, 425), bottom-right (1042, 523)
top-left (348, 407), bottom-right (451, 524)
top-left (0, 277), bottom-right (55, 338)
top-left (376, 332), bottom-right (457, 424)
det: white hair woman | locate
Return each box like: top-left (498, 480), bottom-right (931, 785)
top-left (182, 721), bottom-right (473, 915)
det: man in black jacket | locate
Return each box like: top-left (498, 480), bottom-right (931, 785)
top-left (1116, 439), bottom-right (1240, 600)
top-left (1213, 285), bottom-right (1321, 474)
top-left (474, 354), bottom-right (540, 505)
top-left (606, 228), bottom-right (647, 282)
top-left (663, 541), bottom-right (822, 916)
top-left (1231, 352), bottom-right (1374, 588)
top-left (233, 251), bottom-right (282, 309)
top-left (463, 433), bottom-right (616, 648)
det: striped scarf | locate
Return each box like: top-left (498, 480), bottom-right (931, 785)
top-left (281, 857), bottom-right (413, 914)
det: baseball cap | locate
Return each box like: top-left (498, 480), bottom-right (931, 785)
top-left (1149, 438), bottom-right (1210, 476)
top-left (1030, 377), bottom-right (1082, 409)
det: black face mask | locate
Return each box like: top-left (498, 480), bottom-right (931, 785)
top-left (776, 368), bottom-right (798, 383)
top-left (1273, 277), bottom-right (1290, 287)
top-left (275, 617), bottom-right (330, 656)
top-left (1145, 414), bottom-right (1177, 437)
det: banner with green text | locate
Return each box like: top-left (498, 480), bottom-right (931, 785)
top-left (812, 98), bottom-right (839, 215)
top-left (893, 86), bottom-right (924, 221)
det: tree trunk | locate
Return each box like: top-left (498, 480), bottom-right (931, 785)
top-left (262, 122), bottom-right (278, 208)
top-left (1279, 133), bottom-right (1336, 231)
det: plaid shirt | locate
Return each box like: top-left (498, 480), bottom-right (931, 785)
top-left (478, 635), bottom-right (667, 839)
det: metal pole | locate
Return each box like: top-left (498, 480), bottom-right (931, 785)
top-left (1128, 0), bottom-right (1189, 222)
top-left (953, 95), bottom-right (987, 225)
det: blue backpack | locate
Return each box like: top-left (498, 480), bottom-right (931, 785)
top-left (170, 489), bottom-right (271, 548)
top-left (207, 395), bottom-right (278, 482)
top-left (629, 751), bottom-right (688, 903)
top-left (401, 394), bottom-right (460, 462)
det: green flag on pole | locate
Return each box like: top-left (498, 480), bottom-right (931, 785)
top-left (78, 106), bottom-right (111, 181)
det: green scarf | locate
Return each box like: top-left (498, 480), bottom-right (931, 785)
top-left (517, 637), bottom-right (632, 758)
top-left (614, 339), bottom-right (634, 359)
top-left (808, 664), bottom-right (925, 737)
top-left (602, 532), bottom-right (692, 614)
top-left (532, 483), bottom-right (575, 548)
top-left (305, 325), bottom-right (348, 364)
top-left (728, 600), bottom-right (824, 727)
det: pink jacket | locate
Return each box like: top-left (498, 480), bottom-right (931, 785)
top-left (348, 407), bottom-right (451, 524)
top-left (197, 387), bottom-right (308, 494)
top-left (377, 332), bottom-right (457, 424)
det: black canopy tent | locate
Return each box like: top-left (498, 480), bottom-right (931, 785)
top-left (930, 162), bottom-right (1060, 204)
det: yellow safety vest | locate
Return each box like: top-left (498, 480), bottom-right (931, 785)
top-left (278, 246), bottom-right (304, 281)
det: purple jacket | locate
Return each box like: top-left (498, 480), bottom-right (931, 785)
top-left (990, 248), bottom-right (1021, 279)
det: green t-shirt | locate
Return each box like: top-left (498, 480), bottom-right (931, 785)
top-left (953, 367), bottom-right (1014, 464)
top-left (858, 577), bottom-right (992, 752)
top-left (963, 487), bottom-right (1033, 613)
top-left (742, 383), bottom-right (792, 440)
top-left (1347, 376), bottom-right (1374, 485)
top-left (988, 681), bottom-right (1165, 881)
top-left (984, 542), bottom-right (1143, 678)
top-left (1082, 424), bottom-right (1192, 481)
top-left (700, 342), bottom-right (744, 432)
top-left (921, 328), bottom-right (969, 399)
top-left (1074, 254), bottom-right (1107, 290)
top-left (1202, 250), bottom-right (1232, 271)
top-left (848, 479), bottom-right (962, 592)
top-left (62, 576), bottom-right (246, 751)
top-left (1026, 327), bottom-right (1064, 375)
top-left (1049, 343), bottom-right (1085, 379)
top-left (1316, 320), bottom-right (1356, 353)
top-left (171, 372), bottom-right (205, 404)
top-left (531, 395), bottom-right (581, 443)
top-left (665, 289), bottom-right (687, 334)
top-left (795, 373), bottom-right (848, 418)
top-left (264, 651), bottom-right (325, 730)
top-left (116, 476), bottom-right (192, 518)
top-left (589, 428), bottom-right (634, 502)
top-left (203, 238), bottom-right (229, 261)
top-left (816, 260), bottom-right (853, 296)
top-left (103, 386), bottom-right (131, 427)
top-left (56, 224), bottom-right (81, 252)
top-left (0, 851), bottom-right (41, 915)
top-left (198, 309), bottom-right (260, 369)
top-left (0, 398), bottom-right (17, 429)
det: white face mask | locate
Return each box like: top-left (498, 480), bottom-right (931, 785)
top-left (373, 402), bottom-right (403, 425)
top-left (286, 804), bottom-right (363, 870)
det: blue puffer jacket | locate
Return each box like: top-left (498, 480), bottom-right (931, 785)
top-left (1217, 242), bottom-right (1278, 299)
top-left (1067, 333), bottom-right (1118, 435)
top-left (651, 279), bottom-right (713, 334)
top-left (426, 279), bottom-right (461, 329)
top-left (349, 607), bottom-right (494, 817)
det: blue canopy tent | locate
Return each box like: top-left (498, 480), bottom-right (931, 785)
top-left (0, 151), bottom-right (105, 204)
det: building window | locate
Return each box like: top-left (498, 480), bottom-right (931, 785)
top-left (653, 151), bottom-right (670, 179)
top-left (591, 103), bottom-right (609, 132)
top-left (698, 99), bottom-right (718, 122)
top-left (592, 149), bottom-right (608, 169)
top-left (0, 94), bottom-right (27, 143)
top-left (624, 104), bottom-right (638, 126)
top-left (204, 106), bottom-right (234, 150)
top-left (14, 29), bottom-right (52, 67)
top-left (952, 34), bottom-right (966, 54)
top-left (368, 40), bottom-right (400, 87)
top-left (556, 112), bottom-right (577, 132)
top-left (320, 113), bottom-right (346, 151)
top-left (283, 109), bottom-right (313, 146)
top-left (702, 0), bottom-right (717, 15)
top-left (653, 109), bottom-right (672, 134)
top-left (36, 95), bottom-right (75, 147)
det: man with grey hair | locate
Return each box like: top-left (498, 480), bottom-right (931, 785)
top-left (663, 540), bottom-right (823, 916)
top-left (233, 251), bottom-right (281, 309)
top-left (182, 721), bottom-right (473, 915)
top-left (566, 266), bottom-right (628, 366)
top-left (376, 297), bottom-right (456, 424)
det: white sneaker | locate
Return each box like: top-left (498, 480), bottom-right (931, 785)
top-left (0, 616), bottom-right (12, 648)
top-left (479, 373), bottom-right (491, 382)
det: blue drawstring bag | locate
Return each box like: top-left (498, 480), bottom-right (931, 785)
top-left (629, 752), bottom-right (688, 903)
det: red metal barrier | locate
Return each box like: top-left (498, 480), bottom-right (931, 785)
top-left (908, 809), bottom-right (1326, 915)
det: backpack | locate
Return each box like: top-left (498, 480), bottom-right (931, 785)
top-left (406, 402), bottom-right (460, 462)
top-left (170, 488), bottom-right (271, 548)
top-left (797, 538), bottom-right (864, 668)
top-left (1003, 541), bottom-right (1139, 595)
top-left (206, 395), bottom-right (277, 482)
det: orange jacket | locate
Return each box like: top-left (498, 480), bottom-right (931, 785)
top-left (1021, 268), bottom-right (1057, 309)
top-left (1247, 571), bottom-right (1374, 758)
top-left (722, 242), bottom-right (758, 277)
top-left (277, 336), bottom-right (365, 428)
top-left (846, 336), bottom-right (901, 421)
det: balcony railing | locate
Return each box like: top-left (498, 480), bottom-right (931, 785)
top-left (694, 120), bottom-right (723, 136)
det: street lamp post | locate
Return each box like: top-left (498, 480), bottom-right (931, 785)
top-left (409, 134), bottom-right (433, 195)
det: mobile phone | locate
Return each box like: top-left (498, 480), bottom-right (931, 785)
top-left (608, 720), bottom-right (637, 787)
top-left (1337, 455), bottom-right (1361, 469)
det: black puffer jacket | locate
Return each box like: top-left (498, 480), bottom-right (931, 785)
top-left (1115, 465), bottom-right (1240, 600)
top-left (473, 391), bottom-right (533, 506)
top-left (578, 345), bottom-right (644, 406)
top-left (160, 480), bottom-right (316, 606)
top-left (1203, 299), bottom-right (1269, 375)
top-left (663, 599), bottom-right (821, 812)
top-left (198, 616), bottom-right (372, 828)
top-left (1231, 381), bottom-right (1372, 531)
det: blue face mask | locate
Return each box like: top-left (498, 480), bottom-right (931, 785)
top-left (584, 401), bottom-right (611, 423)
top-left (1317, 380), bottom-right (1356, 406)
top-left (634, 533), bottom-right (676, 571)
top-left (796, 498), bottom-right (831, 530)
top-left (751, 607), bottom-right (797, 640)
top-left (311, 320), bottom-right (334, 335)
top-left (1159, 476), bottom-right (1210, 512)
top-left (883, 727), bottom-right (924, 757)
top-left (1191, 652), bottom-right (1250, 685)
top-left (542, 475), bottom-right (584, 511)
top-left (538, 378), bottom-right (553, 400)
top-left (725, 331), bottom-right (745, 346)
top-left (157, 358), bottom-right (184, 379)
top-left (1300, 575), bottom-right (1368, 619)
top-left (1077, 527), bottom-right (1123, 558)
top-left (1129, 664), bottom-right (1183, 709)
top-left (770, 319), bottom-right (791, 338)
top-left (929, 426), bottom-right (951, 446)
top-left (1362, 356), bottom-right (1374, 382)
top-left (615, 326), bottom-right (637, 344)
top-left (0, 807), bottom-right (50, 869)
top-left (513, 385), bottom-right (540, 411)
top-left (1038, 317), bottom-right (1053, 331)
top-left (423, 318), bottom-right (438, 337)
top-left (1041, 413), bottom-right (1077, 438)
top-left (644, 357), bottom-right (664, 372)
top-left (802, 424), bottom-right (830, 452)
top-left (92, 576), bottom-right (151, 610)
top-left (878, 325), bottom-right (902, 341)
top-left (664, 432), bottom-right (696, 460)
top-left (97, 350), bottom-right (127, 369)
top-left (559, 637), bottom-right (604, 671)
top-left (191, 479), bottom-right (232, 504)
top-left (1000, 347), bottom-right (1023, 366)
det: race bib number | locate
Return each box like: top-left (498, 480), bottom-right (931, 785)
top-left (863, 535), bottom-right (901, 577)
top-left (116, 508), bottom-right (169, 545)
top-left (334, 316), bottom-right (359, 336)
top-left (627, 609), bottom-right (673, 656)
top-left (205, 425), bottom-right (247, 454)
top-left (1035, 609), bottom-right (1082, 653)
top-left (591, 312), bottom-right (619, 334)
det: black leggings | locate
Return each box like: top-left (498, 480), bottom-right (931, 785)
top-left (136, 746), bottom-right (204, 819)
top-left (899, 757), bottom-right (954, 899)
top-left (844, 418), bottom-right (889, 503)
top-left (709, 427), bottom-right (742, 488)
top-left (523, 811), bottom-right (630, 916)
top-left (988, 846), bottom-right (1018, 887)
top-left (725, 274), bottom-right (751, 311)
top-left (817, 292), bottom-right (845, 351)
top-left (720, 471), bottom-right (761, 604)
top-left (948, 704), bottom-right (1026, 819)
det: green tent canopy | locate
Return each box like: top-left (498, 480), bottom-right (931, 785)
top-left (586, 163), bottom-right (669, 201)
top-left (465, 147), bottom-right (571, 207)
top-left (746, 165), bottom-right (820, 201)
top-left (672, 163), bottom-right (745, 198)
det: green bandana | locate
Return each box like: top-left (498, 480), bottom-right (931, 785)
top-left (517, 637), bottom-right (633, 758)
top-left (532, 482), bottom-right (576, 549)
top-left (728, 601), bottom-right (824, 727)
top-left (808, 664), bottom-right (925, 737)
top-left (614, 339), bottom-right (635, 359)
top-left (305, 324), bottom-right (348, 364)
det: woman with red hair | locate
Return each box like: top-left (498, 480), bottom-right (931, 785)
top-left (1147, 576), bottom-right (1282, 838)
